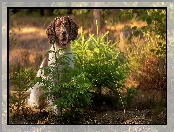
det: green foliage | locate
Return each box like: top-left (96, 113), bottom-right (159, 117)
top-left (53, 9), bottom-right (90, 16)
top-left (72, 9), bottom-right (89, 15)
top-left (116, 87), bottom-right (138, 109)
top-left (151, 98), bottom-right (166, 124)
top-left (71, 26), bottom-right (129, 105)
top-left (34, 46), bottom-right (92, 116)
top-left (10, 68), bottom-right (34, 91)
top-left (116, 9), bottom-right (166, 57)
top-left (115, 9), bottom-right (166, 92)
top-left (138, 9), bottom-right (166, 56)
top-left (125, 87), bottom-right (138, 107)
top-left (9, 68), bottom-right (34, 115)
top-left (53, 9), bottom-right (70, 15)
top-left (34, 24), bottom-right (129, 114)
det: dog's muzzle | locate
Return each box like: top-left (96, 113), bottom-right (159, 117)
top-left (60, 30), bottom-right (69, 47)
top-left (60, 28), bottom-right (69, 47)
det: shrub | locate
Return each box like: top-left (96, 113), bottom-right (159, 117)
top-left (9, 68), bottom-right (34, 116)
top-left (35, 25), bottom-right (129, 116)
top-left (124, 87), bottom-right (138, 108)
top-left (34, 46), bottom-right (92, 117)
top-left (71, 26), bottom-right (129, 107)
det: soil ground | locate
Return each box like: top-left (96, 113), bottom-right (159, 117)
top-left (9, 102), bottom-right (166, 124)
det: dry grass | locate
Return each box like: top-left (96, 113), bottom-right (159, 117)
top-left (9, 23), bottom-right (49, 69)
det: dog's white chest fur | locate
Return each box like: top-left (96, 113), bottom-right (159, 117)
top-left (48, 45), bottom-right (74, 69)
top-left (27, 44), bottom-right (74, 108)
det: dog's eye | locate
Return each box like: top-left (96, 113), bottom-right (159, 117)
top-left (64, 22), bottom-right (68, 26)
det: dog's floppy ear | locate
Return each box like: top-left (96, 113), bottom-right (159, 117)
top-left (68, 17), bottom-right (79, 41)
top-left (46, 17), bottom-right (61, 44)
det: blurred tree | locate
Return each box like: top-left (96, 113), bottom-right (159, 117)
top-left (42, 9), bottom-right (54, 16)
top-left (92, 9), bottom-right (101, 33)
top-left (91, 3), bottom-right (104, 34)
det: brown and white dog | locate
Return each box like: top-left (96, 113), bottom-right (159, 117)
top-left (27, 16), bottom-right (78, 114)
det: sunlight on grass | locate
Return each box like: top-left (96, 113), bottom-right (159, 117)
top-left (10, 26), bottom-right (46, 37)
top-left (106, 20), bottom-right (146, 31)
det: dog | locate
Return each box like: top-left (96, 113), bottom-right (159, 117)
top-left (27, 16), bottom-right (79, 115)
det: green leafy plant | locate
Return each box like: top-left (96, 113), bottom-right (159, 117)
top-left (115, 9), bottom-right (166, 91)
top-left (71, 23), bottom-right (129, 107)
top-left (151, 98), bottom-right (166, 124)
top-left (9, 68), bottom-right (34, 116)
top-left (125, 87), bottom-right (138, 107)
top-left (34, 45), bottom-right (93, 117)
top-left (115, 9), bottom-right (166, 57)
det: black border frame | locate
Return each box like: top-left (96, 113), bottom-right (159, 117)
top-left (7, 6), bottom-right (167, 125)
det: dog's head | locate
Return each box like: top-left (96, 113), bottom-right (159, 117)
top-left (46, 16), bottom-right (79, 48)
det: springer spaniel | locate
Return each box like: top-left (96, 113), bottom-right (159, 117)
top-left (27, 16), bottom-right (79, 115)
